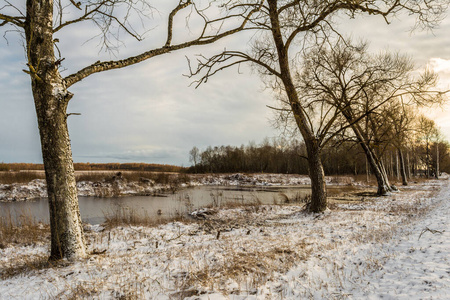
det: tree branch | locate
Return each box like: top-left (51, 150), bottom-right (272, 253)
top-left (0, 13), bottom-right (25, 28)
top-left (53, 3), bottom-right (102, 32)
top-left (64, 2), bottom-right (259, 88)
top-left (69, 0), bottom-right (82, 10)
top-left (166, 0), bottom-right (192, 47)
top-left (187, 50), bottom-right (281, 88)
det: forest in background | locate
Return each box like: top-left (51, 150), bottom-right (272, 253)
top-left (188, 135), bottom-right (450, 177)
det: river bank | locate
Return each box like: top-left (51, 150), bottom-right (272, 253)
top-left (0, 173), bottom-right (358, 202)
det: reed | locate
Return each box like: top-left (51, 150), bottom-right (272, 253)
top-left (0, 207), bottom-right (49, 248)
top-left (0, 171), bottom-right (45, 184)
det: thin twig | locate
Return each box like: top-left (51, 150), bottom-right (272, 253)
top-left (418, 227), bottom-right (444, 240)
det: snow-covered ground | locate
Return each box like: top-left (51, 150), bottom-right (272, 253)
top-left (190, 173), bottom-right (356, 187)
top-left (0, 176), bottom-right (448, 299)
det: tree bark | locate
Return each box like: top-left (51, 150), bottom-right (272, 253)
top-left (363, 143), bottom-right (390, 195)
top-left (426, 139), bottom-right (430, 178)
top-left (406, 151), bottom-right (411, 179)
top-left (339, 107), bottom-right (391, 195)
top-left (379, 159), bottom-right (389, 186)
top-left (398, 148), bottom-right (408, 186)
top-left (306, 142), bottom-right (327, 212)
top-left (346, 120), bottom-right (391, 195)
top-left (366, 157), bottom-right (370, 183)
top-left (26, 0), bottom-right (86, 260)
top-left (435, 143), bottom-right (439, 179)
top-left (396, 151), bottom-right (400, 180)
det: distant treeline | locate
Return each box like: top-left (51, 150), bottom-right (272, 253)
top-left (188, 138), bottom-right (367, 175)
top-left (188, 137), bottom-right (450, 176)
top-left (0, 162), bottom-right (185, 173)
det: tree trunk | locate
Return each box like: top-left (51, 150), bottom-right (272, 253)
top-left (435, 143), bottom-right (439, 179)
top-left (426, 139), bottom-right (430, 178)
top-left (267, 0), bottom-right (327, 212)
top-left (305, 142), bottom-right (327, 213)
top-left (366, 157), bottom-right (370, 183)
top-left (342, 115), bottom-right (390, 195)
top-left (26, 0), bottom-right (86, 260)
top-left (379, 159), bottom-right (390, 188)
top-left (406, 151), bottom-right (411, 179)
top-left (364, 144), bottom-right (390, 195)
top-left (396, 151), bottom-right (400, 181)
top-left (398, 148), bottom-right (408, 186)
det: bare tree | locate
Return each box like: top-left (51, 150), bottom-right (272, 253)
top-left (431, 133), bottom-right (447, 179)
top-left (417, 115), bottom-right (439, 178)
top-left (298, 37), bottom-right (446, 195)
top-left (0, 0), bottom-right (259, 260)
top-left (189, 0), bottom-right (447, 212)
top-left (384, 101), bottom-right (417, 185)
top-left (189, 146), bottom-right (200, 172)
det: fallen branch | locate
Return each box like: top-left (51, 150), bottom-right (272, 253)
top-left (418, 227), bottom-right (444, 240)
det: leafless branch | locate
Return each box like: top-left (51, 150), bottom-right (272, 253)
top-left (187, 50), bottom-right (281, 88)
top-left (69, 0), bottom-right (82, 10)
top-left (64, 1), bottom-right (261, 88)
top-left (0, 12), bottom-right (25, 28)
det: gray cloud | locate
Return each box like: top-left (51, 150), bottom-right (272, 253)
top-left (1, 5), bottom-right (450, 166)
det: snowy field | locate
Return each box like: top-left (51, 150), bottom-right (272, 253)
top-left (0, 176), bottom-right (449, 299)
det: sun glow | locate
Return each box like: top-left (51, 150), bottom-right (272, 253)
top-left (422, 58), bottom-right (450, 141)
top-left (429, 58), bottom-right (450, 74)
top-left (428, 58), bottom-right (450, 90)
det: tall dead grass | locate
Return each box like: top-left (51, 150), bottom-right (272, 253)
top-left (0, 254), bottom-right (60, 280)
top-left (0, 208), bottom-right (49, 248)
top-left (0, 171), bottom-right (45, 184)
top-left (102, 203), bottom-right (188, 229)
top-left (184, 241), bottom-right (311, 293)
top-left (0, 170), bottom-right (191, 186)
top-left (75, 171), bottom-right (190, 185)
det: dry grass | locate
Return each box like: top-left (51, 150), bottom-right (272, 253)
top-left (0, 209), bottom-right (52, 280)
top-left (183, 239), bottom-right (312, 293)
top-left (0, 208), bottom-right (49, 248)
top-left (75, 171), bottom-right (190, 185)
top-left (279, 192), bottom-right (311, 204)
top-left (102, 203), bottom-right (189, 229)
top-left (0, 171), bottom-right (45, 184)
top-left (0, 255), bottom-right (69, 281)
top-left (0, 171), bottom-right (191, 186)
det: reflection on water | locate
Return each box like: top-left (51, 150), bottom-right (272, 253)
top-left (0, 185), bottom-right (354, 225)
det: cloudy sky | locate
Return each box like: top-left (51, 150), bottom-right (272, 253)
top-left (1, 2), bottom-right (449, 166)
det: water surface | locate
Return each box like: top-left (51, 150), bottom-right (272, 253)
top-left (0, 185), bottom-right (354, 225)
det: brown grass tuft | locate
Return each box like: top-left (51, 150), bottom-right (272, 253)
top-left (0, 255), bottom-right (66, 280)
top-left (0, 208), bottom-right (49, 248)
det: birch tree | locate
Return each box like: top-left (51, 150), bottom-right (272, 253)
top-left (0, 0), bottom-right (258, 260)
